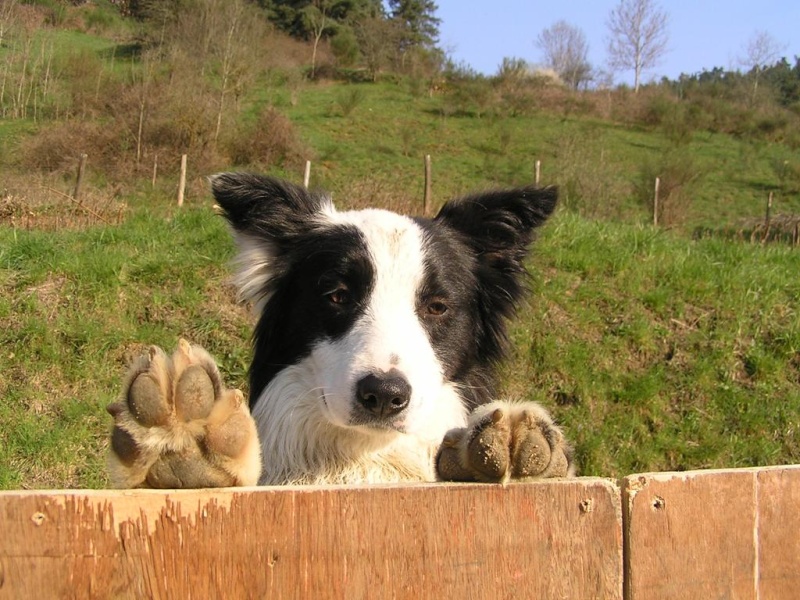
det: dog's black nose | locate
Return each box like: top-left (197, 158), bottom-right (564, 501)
top-left (356, 371), bottom-right (411, 418)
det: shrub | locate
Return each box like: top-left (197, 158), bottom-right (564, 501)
top-left (331, 26), bottom-right (360, 68)
top-left (223, 106), bottom-right (310, 170)
top-left (18, 119), bottom-right (127, 174)
top-left (332, 86), bottom-right (365, 117)
top-left (552, 125), bottom-right (631, 220)
top-left (634, 149), bottom-right (705, 227)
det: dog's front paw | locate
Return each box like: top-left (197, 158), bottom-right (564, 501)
top-left (107, 340), bottom-right (261, 488)
top-left (436, 401), bottom-right (574, 483)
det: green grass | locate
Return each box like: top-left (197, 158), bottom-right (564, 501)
top-left (1, 203), bottom-right (798, 488)
top-left (0, 207), bottom-right (254, 488)
top-left (267, 82), bottom-right (800, 231)
top-left (503, 215), bottom-right (800, 475)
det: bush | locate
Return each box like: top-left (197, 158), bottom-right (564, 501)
top-left (331, 26), bottom-right (360, 68)
top-left (332, 86), bottom-right (365, 117)
top-left (223, 106), bottom-right (310, 170)
top-left (553, 125), bottom-right (631, 220)
top-left (634, 149), bottom-right (705, 227)
top-left (18, 120), bottom-right (127, 174)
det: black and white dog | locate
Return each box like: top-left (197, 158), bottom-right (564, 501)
top-left (108, 174), bottom-right (573, 488)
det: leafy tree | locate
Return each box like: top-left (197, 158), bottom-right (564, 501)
top-left (606, 0), bottom-right (669, 92)
top-left (302, 0), bottom-right (337, 78)
top-left (763, 56), bottom-right (800, 107)
top-left (354, 15), bottom-right (401, 80)
top-left (259, 0), bottom-right (377, 38)
top-left (536, 20), bottom-right (592, 89)
top-left (387, 0), bottom-right (440, 51)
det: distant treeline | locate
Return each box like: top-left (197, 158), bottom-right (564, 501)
top-left (121, 0), bottom-right (444, 80)
top-left (668, 59), bottom-right (800, 109)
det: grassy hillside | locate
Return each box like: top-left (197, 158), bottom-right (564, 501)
top-left (272, 81), bottom-right (800, 231)
top-left (1, 204), bottom-right (798, 488)
top-left (1, 7), bottom-right (799, 489)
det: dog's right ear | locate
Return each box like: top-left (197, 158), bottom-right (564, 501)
top-left (210, 172), bottom-right (330, 244)
top-left (209, 173), bottom-right (331, 308)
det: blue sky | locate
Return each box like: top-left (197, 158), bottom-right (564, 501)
top-left (435, 1), bottom-right (800, 85)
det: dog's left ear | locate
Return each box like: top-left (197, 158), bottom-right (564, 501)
top-left (435, 185), bottom-right (557, 260)
top-left (434, 186), bottom-right (557, 251)
top-left (434, 185), bottom-right (558, 320)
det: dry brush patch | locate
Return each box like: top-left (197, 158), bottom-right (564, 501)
top-left (1, 174), bottom-right (127, 231)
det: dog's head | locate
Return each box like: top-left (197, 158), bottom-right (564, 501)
top-left (211, 173), bottom-right (557, 441)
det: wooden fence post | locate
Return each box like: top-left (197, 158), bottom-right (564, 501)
top-left (177, 154), bottom-right (187, 207)
top-left (424, 154), bottom-right (432, 217)
top-left (653, 177), bottom-right (660, 227)
top-left (72, 153), bottom-right (87, 203)
top-left (535, 160), bottom-right (541, 186)
top-left (152, 154), bottom-right (158, 189)
top-left (762, 191), bottom-right (773, 244)
top-left (303, 160), bottom-right (311, 189)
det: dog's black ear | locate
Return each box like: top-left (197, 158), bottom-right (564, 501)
top-left (210, 172), bottom-right (329, 243)
top-left (435, 186), bottom-right (558, 358)
top-left (210, 173), bottom-right (331, 308)
top-left (434, 186), bottom-right (557, 255)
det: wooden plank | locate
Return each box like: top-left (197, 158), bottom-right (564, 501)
top-left (624, 465), bottom-right (800, 600)
top-left (757, 466), bottom-right (800, 597)
top-left (0, 479), bottom-right (622, 600)
top-left (623, 469), bottom-right (758, 600)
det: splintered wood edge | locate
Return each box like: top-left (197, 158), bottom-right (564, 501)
top-left (0, 478), bottom-right (620, 536)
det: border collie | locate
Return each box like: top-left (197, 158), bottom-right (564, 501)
top-left (107, 174), bottom-right (573, 488)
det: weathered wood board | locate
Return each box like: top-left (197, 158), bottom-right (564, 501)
top-left (623, 465), bottom-right (800, 600)
top-left (0, 479), bottom-right (622, 600)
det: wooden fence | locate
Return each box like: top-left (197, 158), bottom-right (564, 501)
top-left (0, 465), bottom-right (797, 599)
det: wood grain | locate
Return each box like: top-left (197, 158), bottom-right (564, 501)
top-left (757, 466), bottom-right (800, 598)
top-left (0, 479), bottom-right (622, 600)
top-left (623, 465), bottom-right (800, 600)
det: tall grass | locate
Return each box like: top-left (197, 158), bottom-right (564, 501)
top-left (1, 203), bottom-right (798, 488)
top-left (503, 213), bottom-right (800, 476)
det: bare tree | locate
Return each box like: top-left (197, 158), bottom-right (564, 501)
top-left (738, 30), bottom-right (787, 103)
top-left (606, 0), bottom-right (669, 92)
top-left (355, 16), bottom-right (401, 81)
top-left (0, 0), bottom-right (18, 48)
top-left (303, 0), bottom-right (334, 80)
top-left (536, 20), bottom-right (592, 90)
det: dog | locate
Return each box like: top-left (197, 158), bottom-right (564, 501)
top-left (107, 173), bottom-right (574, 488)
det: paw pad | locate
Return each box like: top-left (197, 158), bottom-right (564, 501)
top-left (466, 409), bottom-right (511, 481)
top-left (146, 448), bottom-right (236, 489)
top-left (436, 402), bottom-right (574, 483)
top-left (128, 372), bottom-right (171, 427)
top-left (174, 365), bottom-right (216, 421)
top-left (107, 340), bottom-right (262, 489)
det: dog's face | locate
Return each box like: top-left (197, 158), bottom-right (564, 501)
top-left (212, 174), bottom-right (557, 442)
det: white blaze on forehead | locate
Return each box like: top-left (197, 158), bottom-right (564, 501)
top-left (315, 206), bottom-right (465, 442)
top-left (329, 208), bottom-right (428, 367)
top-left (332, 207), bottom-right (427, 322)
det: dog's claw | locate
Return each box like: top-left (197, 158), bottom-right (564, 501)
top-left (436, 401), bottom-right (574, 483)
top-left (107, 341), bottom-right (262, 488)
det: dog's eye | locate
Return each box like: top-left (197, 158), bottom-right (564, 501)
top-left (326, 287), bottom-right (351, 305)
top-left (426, 300), bottom-right (448, 316)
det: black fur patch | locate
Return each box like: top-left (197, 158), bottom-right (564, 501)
top-left (212, 174), bottom-right (375, 405)
top-left (419, 186), bottom-right (558, 408)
